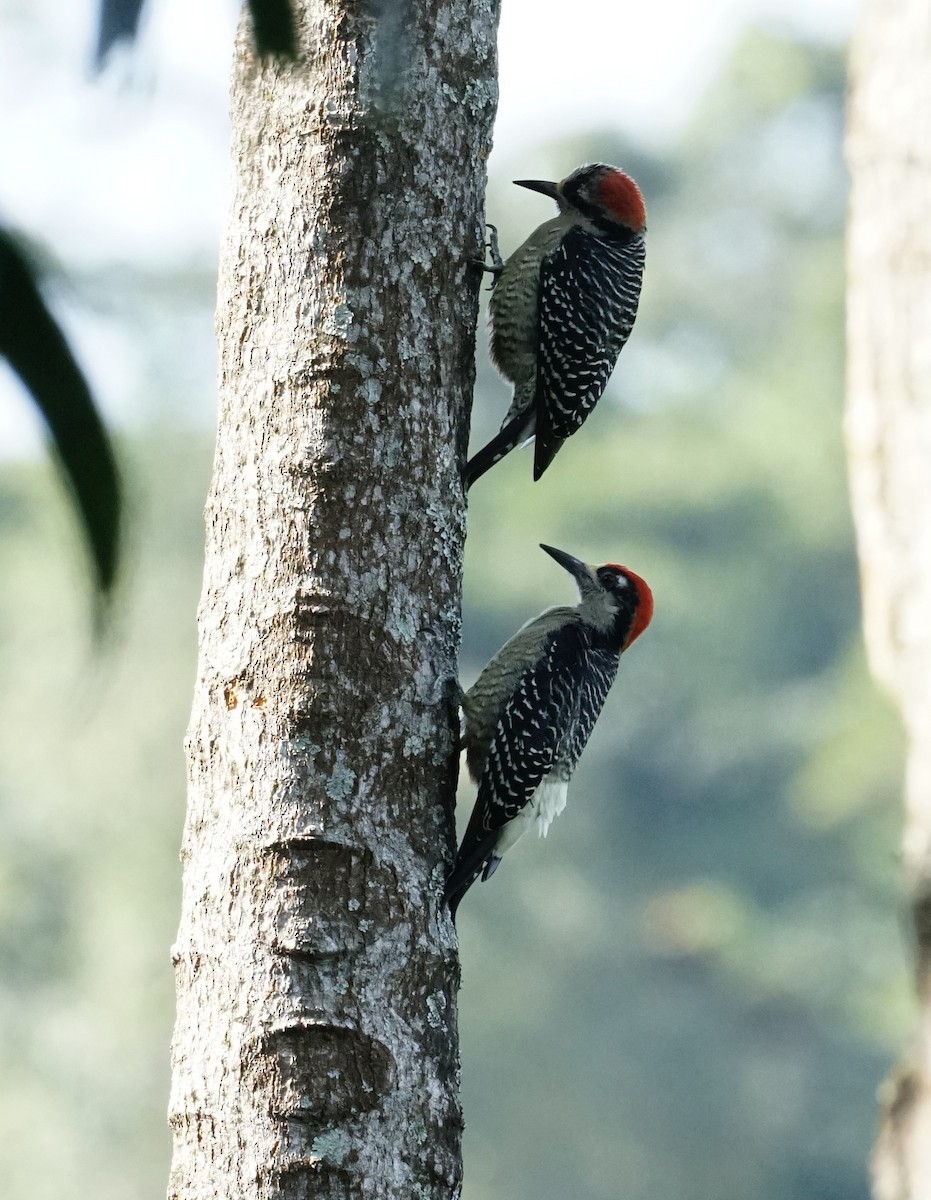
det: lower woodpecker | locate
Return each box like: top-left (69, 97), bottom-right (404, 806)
top-left (445, 544), bottom-right (653, 916)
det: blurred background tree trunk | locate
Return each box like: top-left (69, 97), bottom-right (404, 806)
top-left (846, 2), bottom-right (931, 1196)
top-left (167, 2), bottom-right (498, 1196)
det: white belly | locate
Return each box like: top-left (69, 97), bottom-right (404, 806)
top-left (496, 778), bottom-right (569, 857)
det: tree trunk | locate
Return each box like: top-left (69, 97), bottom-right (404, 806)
top-left (846, 2), bottom-right (931, 1196)
top-left (167, 3), bottom-right (498, 1196)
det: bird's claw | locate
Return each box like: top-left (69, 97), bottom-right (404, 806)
top-left (470, 222), bottom-right (504, 288)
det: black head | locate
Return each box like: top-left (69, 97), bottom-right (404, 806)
top-left (540, 544), bottom-right (654, 649)
top-left (514, 163), bottom-right (646, 233)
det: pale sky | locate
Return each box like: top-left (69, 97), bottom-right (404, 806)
top-left (0, 0), bottom-right (857, 455)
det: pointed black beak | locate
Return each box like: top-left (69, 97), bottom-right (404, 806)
top-left (513, 178), bottom-right (561, 202)
top-left (540, 543), bottom-right (591, 584)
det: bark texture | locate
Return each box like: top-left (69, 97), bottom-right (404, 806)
top-left (168, 2), bottom-right (498, 1196)
top-left (846, 2), bottom-right (931, 1195)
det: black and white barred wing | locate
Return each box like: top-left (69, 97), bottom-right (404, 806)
top-left (533, 227), bottom-right (645, 478)
top-left (446, 629), bottom-right (618, 908)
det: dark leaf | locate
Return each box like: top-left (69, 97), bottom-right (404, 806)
top-left (248, 0), bottom-right (298, 60)
top-left (94, 0), bottom-right (147, 70)
top-left (0, 230), bottom-right (122, 610)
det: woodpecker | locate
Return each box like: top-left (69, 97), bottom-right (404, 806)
top-left (445, 544), bottom-right (653, 917)
top-left (465, 163), bottom-right (647, 488)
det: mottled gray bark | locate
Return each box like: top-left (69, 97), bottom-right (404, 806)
top-left (168, 2), bottom-right (498, 1196)
top-left (846, 2), bottom-right (931, 1196)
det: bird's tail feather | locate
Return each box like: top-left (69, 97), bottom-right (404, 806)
top-left (443, 830), bottom-right (502, 919)
top-left (463, 411), bottom-right (534, 490)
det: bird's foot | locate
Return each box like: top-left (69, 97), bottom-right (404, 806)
top-left (470, 223), bottom-right (504, 289)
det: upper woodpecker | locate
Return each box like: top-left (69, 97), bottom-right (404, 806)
top-left (445, 544), bottom-right (653, 917)
top-left (465, 163), bottom-right (647, 488)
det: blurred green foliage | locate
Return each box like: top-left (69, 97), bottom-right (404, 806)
top-left (0, 435), bottom-right (205, 1199)
top-left (459, 26), bottom-right (908, 1200)
top-left (0, 23), bottom-right (911, 1200)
